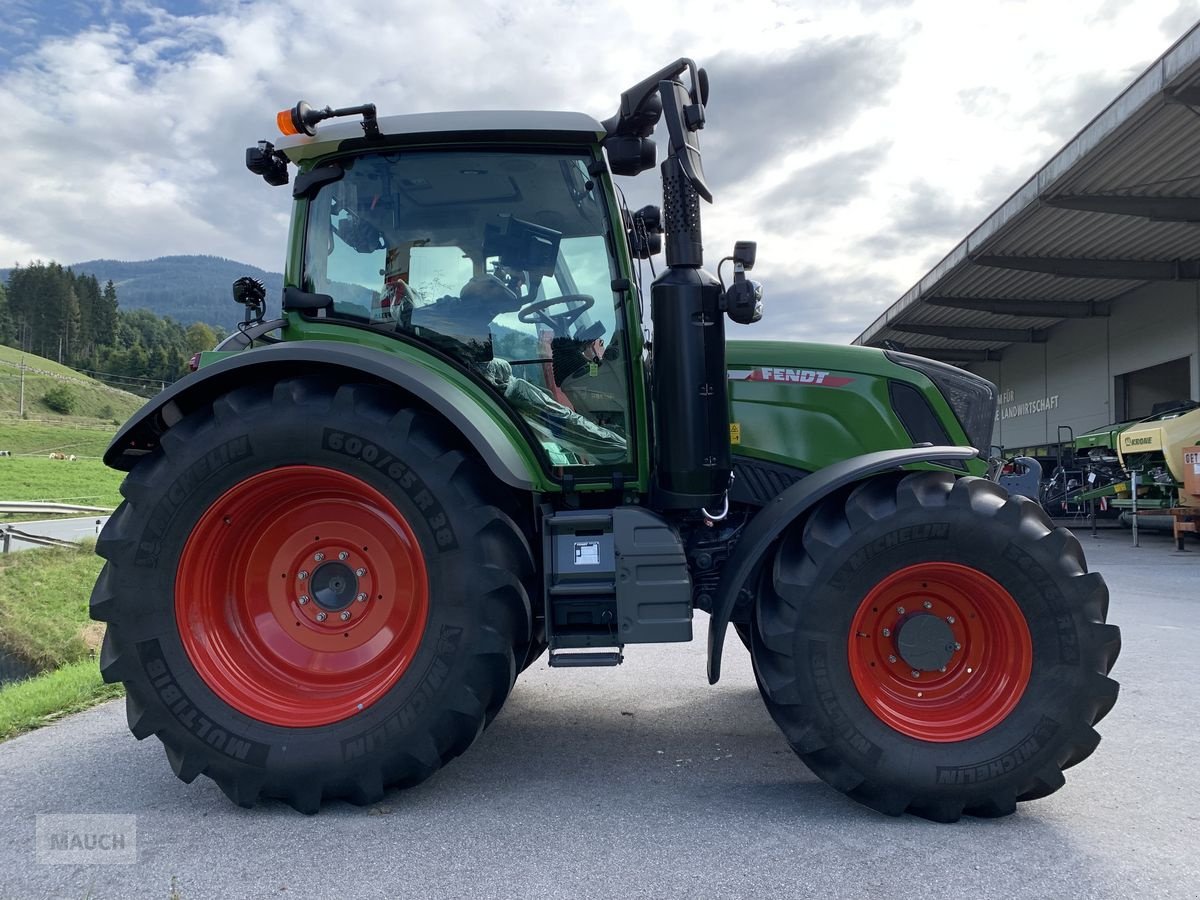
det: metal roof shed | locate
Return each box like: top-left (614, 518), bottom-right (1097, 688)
top-left (854, 23), bottom-right (1200, 364)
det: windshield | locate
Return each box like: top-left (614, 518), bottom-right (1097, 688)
top-left (302, 149), bottom-right (632, 469)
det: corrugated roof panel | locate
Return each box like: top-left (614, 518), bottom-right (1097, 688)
top-left (855, 23), bottom-right (1200, 355)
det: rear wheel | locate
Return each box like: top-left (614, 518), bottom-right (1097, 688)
top-left (751, 472), bottom-right (1120, 821)
top-left (91, 377), bottom-right (534, 812)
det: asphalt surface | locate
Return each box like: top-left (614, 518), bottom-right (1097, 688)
top-left (2, 516), bottom-right (109, 551)
top-left (0, 528), bottom-right (1196, 899)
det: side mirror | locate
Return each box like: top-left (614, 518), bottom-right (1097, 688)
top-left (659, 79), bottom-right (712, 202)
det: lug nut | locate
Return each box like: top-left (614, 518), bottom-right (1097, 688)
top-left (340, 610), bottom-right (351, 622)
top-left (298, 595), bottom-right (309, 605)
top-left (954, 642), bottom-right (962, 651)
top-left (896, 606), bottom-right (905, 615)
top-left (881, 628), bottom-right (891, 637)
top-left (338, 551), bottom-right (349, 560)
top-left (298, 570), bottom-right (309, 581)
top-left (923, 601), bottom-right (932, 609)
top-left (314, 552), bottom-right (325, 562)
top-left (356, 592), bottom-right (367, 603)
top-left (355, 567), bottom-right (367, 577)
top-left (911, 670), bottom-right (921, 678)
top-left (939, 666), bottom-right (947, 672)
top-left (887, 655), bottom-right (897, 663)
top-left (946, 616), bottom-right (956, 625)
top-left (315, 612), bottom-right (327, 622)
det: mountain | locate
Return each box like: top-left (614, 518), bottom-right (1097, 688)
top-left (1, 256), bottom-right (284, 330)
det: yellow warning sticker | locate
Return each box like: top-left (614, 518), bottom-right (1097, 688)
top-left (729, 422), bottom-right (741, 444)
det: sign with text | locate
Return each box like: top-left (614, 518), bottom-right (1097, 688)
top-left (995, 389), bottom-right (1060, 421)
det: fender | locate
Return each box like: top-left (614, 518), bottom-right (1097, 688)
top-left (707, 445), bottom-right (978, 684)
top-left (104, 340), bottom-right (538, 490)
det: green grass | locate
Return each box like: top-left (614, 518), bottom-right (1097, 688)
top-left (0, 344), bottom-right (145, 425)
top-left (0, 420), bottom-right (123, 457)
top-left (0, 658), bottom-right (122, 741)
top-left (0, 543), bottom-right (105, 669)
top-left (0, 421), bottom-right (127, 522)
top-left (0, 458), bottom-right (124, 513)
top-left (0, 543), bottom-right (117, 742)
top-left (0, 344), bottom-right (91, 380)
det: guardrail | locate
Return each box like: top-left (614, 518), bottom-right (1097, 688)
top-left (1, 525), bottom-right (82, 553)
top-left (0, 501), bottom-right (114, 515)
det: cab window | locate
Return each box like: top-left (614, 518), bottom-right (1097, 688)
top-left (302, 150), bottom-right (632, 469)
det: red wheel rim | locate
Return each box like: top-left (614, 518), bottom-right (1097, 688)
top-left (847, 562), bottom-right (1032, 742)
top-left (175, 465), bottom-right (429, 727)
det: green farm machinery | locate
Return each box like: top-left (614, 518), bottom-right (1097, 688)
top-left (91, 60), bottom-right (1119, 820)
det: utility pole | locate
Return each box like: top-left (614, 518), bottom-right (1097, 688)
top-left (18, 356), bottom-right (25, 417)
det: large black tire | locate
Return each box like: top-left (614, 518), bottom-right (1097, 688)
top-left (751, 472), bottom-right (1120, 822)
top-left (91, 376), bottom-right (534, 813)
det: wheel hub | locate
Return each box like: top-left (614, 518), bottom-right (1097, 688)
top-left (895, 612), bottom-right (956, 672)
top-left (310, 561), bottom-right (359, 611)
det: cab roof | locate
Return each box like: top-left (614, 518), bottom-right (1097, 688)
top-left (276, 110), bottom-right (607, 163)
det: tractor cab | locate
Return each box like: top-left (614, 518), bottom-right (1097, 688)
top-left (238, 60), bottom-right (760, 501)
top-left (292, 142), bottom-right (635, 468)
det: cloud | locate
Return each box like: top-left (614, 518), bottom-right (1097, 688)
top-left (742, 265), bottom-right (901, 345)
top-left (1032, 69), bottom-right (1139, 146)
top-left (1160, 3), bottom-right (1200, 41)
top-left (0, 0), bottom-right (1190, 346)
top-left (759, 142), bottom-right (891, 231)
top-left (700, 37), bottom-right (901, 191)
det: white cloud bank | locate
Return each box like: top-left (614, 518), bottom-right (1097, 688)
top-left (0, 0), bottom-right (1194, 341)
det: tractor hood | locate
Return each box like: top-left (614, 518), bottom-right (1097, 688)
top-left (724, 340), bottom-right (992, 477)
top-left (727, 340), bottom-right (908, 379)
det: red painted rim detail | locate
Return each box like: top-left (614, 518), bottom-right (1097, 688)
top-left (175, 466), bottom-right (429, 727)
top-left (848, 562), bottom-right (1032, 742)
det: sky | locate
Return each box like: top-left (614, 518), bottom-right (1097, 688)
top-left (0, 0), bottom-right (1197, 343)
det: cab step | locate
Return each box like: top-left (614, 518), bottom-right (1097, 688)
top-left (548, 649), bottom-right (624, 668)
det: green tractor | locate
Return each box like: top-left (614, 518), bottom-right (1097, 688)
top-left (91, 60), bottom-right (1119, 820)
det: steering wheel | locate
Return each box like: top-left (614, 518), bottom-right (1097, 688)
top-left (517, 293), bottom-right (595, 337)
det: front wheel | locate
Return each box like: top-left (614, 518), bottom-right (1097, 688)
top-left (751, 472), bottom-right (1120, 821)
top-left (91, 377), bottom-right (534, 812)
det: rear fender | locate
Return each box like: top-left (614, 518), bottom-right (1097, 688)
top-left (707, 445), bottom-right (977, 684)
top-left (104, 341), bottom-right (538, 491)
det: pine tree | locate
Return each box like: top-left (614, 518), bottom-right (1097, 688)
top-left (96, 279), bottom-right (119, 347)
top-left (71, 272), bottom-right (102, 364)
top-left (0, 281), bottom-right (11, 345)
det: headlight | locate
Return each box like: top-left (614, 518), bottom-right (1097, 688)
top-left (885, 351), bottom-right (997, 454)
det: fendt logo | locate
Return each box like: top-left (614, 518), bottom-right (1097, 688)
top-left (730, 367), bottom-right (855, 387)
